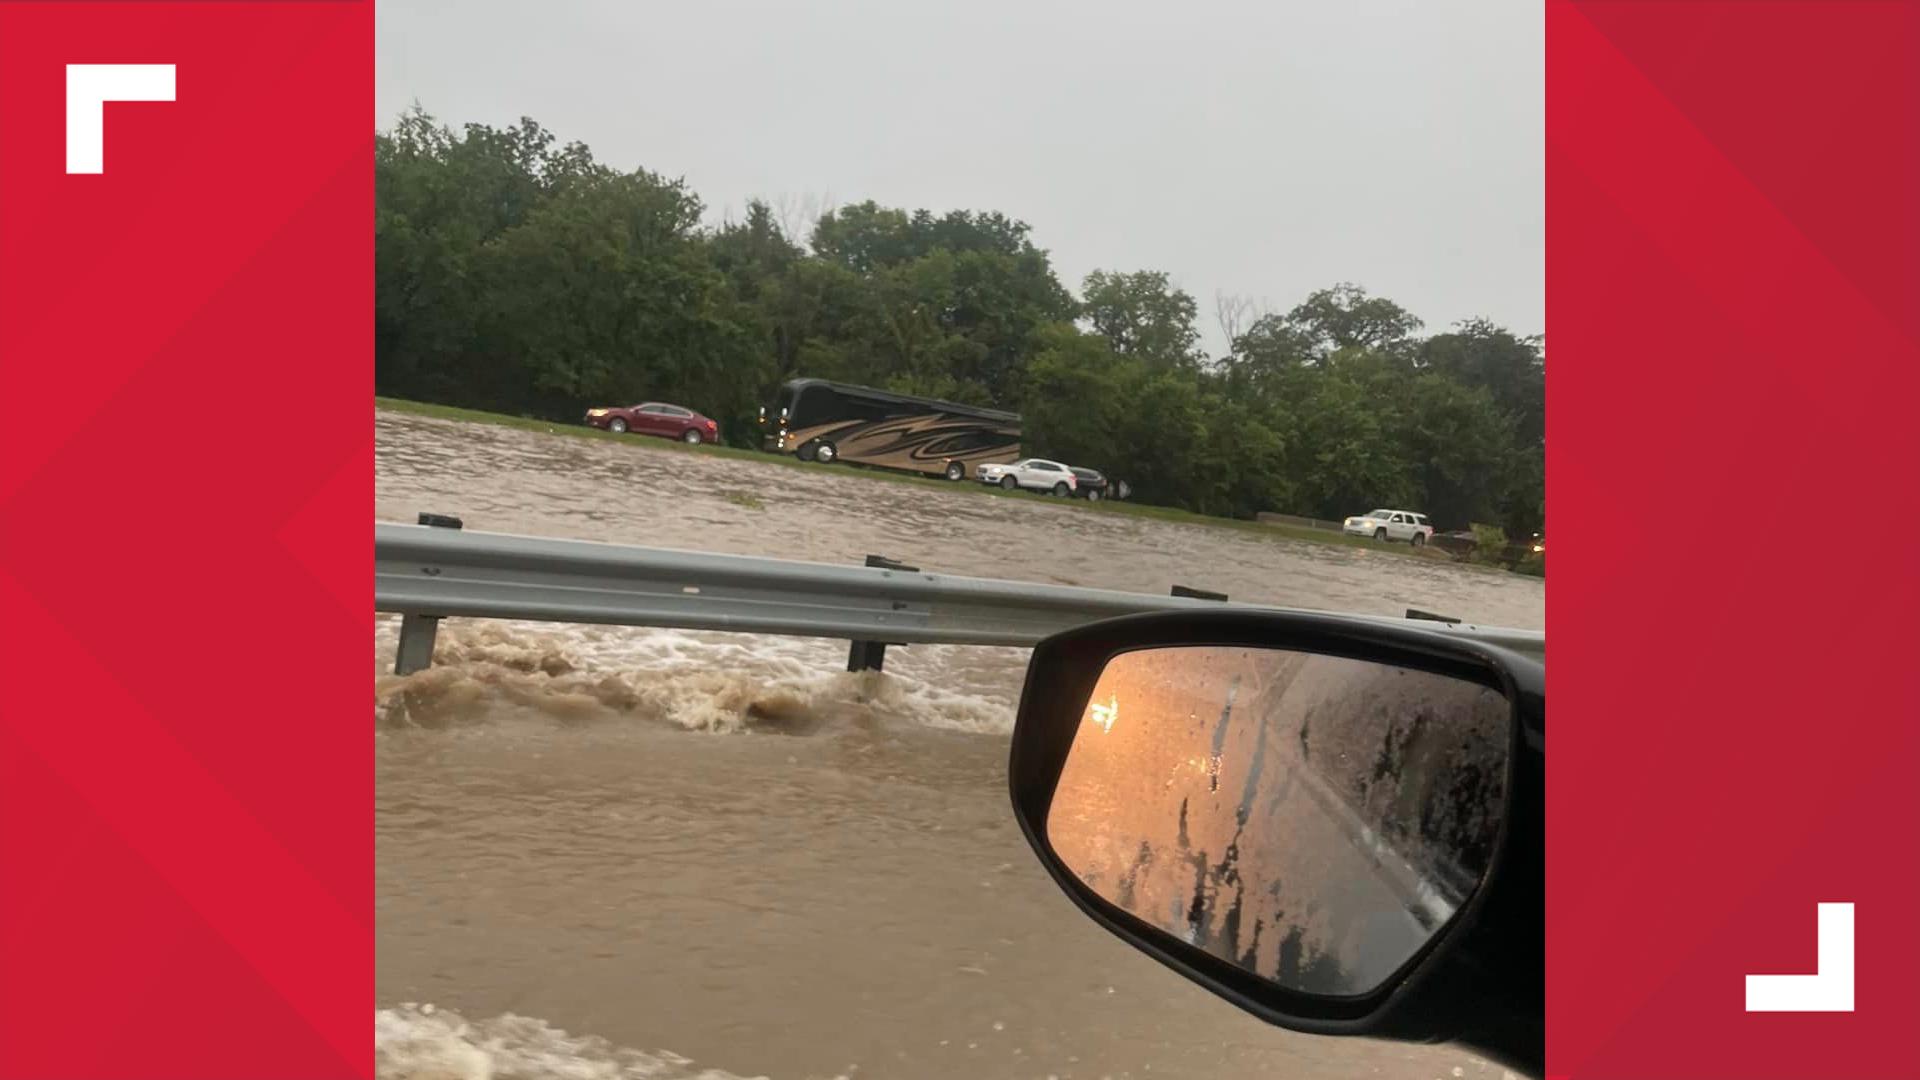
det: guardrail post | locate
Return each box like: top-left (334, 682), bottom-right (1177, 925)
top-left (394, 513), bottom-right (463, 675)
top-left (395, 614), bottom-right (440, 676)
top-left (848, 554), bottom-right (918, 673)
top-left (1171, 584), bottom-right (1228, 602)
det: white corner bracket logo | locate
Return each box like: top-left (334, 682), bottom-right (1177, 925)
top-left (66, 64), bottom-right (176, 174)
top-left (1745, 902), bottom-right (1854, 1012)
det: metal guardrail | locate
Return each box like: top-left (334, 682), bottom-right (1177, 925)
top-left (1254, 511), bottom-right (1345, 533)
top-left (375, 520), bottom-right (1545, 675)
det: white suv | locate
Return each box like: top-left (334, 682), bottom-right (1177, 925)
top-left (1342, 509), bottom-right (1435, 546)
top-left (978, 458), bottom-right (1079, 496)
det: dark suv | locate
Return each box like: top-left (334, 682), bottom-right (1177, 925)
top-left (1069, 467), bottom-right (1110, 501)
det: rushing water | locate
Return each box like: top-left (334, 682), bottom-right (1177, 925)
top-left (375, 409), bottom-right (1542, 1080)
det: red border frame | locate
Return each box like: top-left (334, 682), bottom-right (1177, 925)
top-left (1549, 2), bottom-right (1917, 1077)
top-left (0, 4), bottom-right (370, 1078)
top-left (2, 1), bottom-right (1916, 1077)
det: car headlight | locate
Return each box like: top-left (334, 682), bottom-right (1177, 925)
top-left (588, 409), bottom-right (607, 417)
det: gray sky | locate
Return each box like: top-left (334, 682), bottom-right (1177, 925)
top-left (376, 0), bottom-right (1542, 356)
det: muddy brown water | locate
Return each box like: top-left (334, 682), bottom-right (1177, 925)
top-left (374, 409), bottom-right (1542, 1080)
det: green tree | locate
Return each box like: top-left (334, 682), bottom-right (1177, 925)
top-left (1419, 318), bottom-right (1545, 446)
top-left (1080, 270), bottom-right (1203, 370)
top-left (808, 201), bottom-right (918, 271)
top-left (1020, 323), bottom-right (1134, 468)
top-left (1193, 392), bottom-right (1293, 519)
top-left (797, 202), bottom-right (1072, 410)
top-left (1418, 319), bottom-right (1544, 533)
top-left (1287, 374), bottom-right (1414, 518)
top-left (1391, 376), bottom-right (1512, 529)
top-left (1284, 283), bottom-right (1425, 360)
top-left (470, 166), bottom-right (766, 427)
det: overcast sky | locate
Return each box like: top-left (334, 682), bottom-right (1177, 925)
top-left (376, 0), bottom-right (1542, 356)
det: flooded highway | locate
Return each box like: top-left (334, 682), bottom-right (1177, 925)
top-left (374, 408), bottom-right (1542, 1080)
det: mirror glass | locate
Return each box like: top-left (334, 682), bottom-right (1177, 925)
top-left (1046, 646), bottom-right (1510, 998)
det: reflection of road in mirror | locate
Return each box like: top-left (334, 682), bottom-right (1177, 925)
top-left (1050, 646), bottom-right (1510, 998)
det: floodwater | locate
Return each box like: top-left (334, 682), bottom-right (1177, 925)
top-left (374, 410), bottom-right (1543, 1080)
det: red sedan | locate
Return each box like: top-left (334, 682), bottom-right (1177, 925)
top-left (584, 401), bottom-right (719, 444)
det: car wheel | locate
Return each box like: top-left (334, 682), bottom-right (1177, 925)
top-left (945, 461), bottom-right (965, 481)
top-left (608, 418), bottom-right (628, 434)
top-left (1411, 531), bottom-right (1426, 548)
top-left (1052, 481), bottom-right (1070, 497)
top-left (1085, 489), bottom-right (1101, 502)
top-left (999, 475), bottom-right (1018, 491)
top-left (1374, 527), bottom-right (1388, 541)
top-left (681, 429), bottom-right (702, 444)
top-left (796, 442), bottom-right (818, 462)
top-left (814, 441), bottom-right (837, 463)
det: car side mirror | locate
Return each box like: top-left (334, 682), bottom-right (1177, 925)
top-left (1007, 610), bottom-right (1543, 1076)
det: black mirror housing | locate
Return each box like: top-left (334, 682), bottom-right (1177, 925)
top-left (1007, 609), bottom-right (1543, 1075)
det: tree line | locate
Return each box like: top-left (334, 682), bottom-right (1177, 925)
top-left (376, 109), bottom-right (1543, 538)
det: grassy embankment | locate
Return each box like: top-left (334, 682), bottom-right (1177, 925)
top-left (377, 396), bottom-right (1510, 568)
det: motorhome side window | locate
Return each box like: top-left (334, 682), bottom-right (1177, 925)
top-left (845, 397), bottom-right (894, 421)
